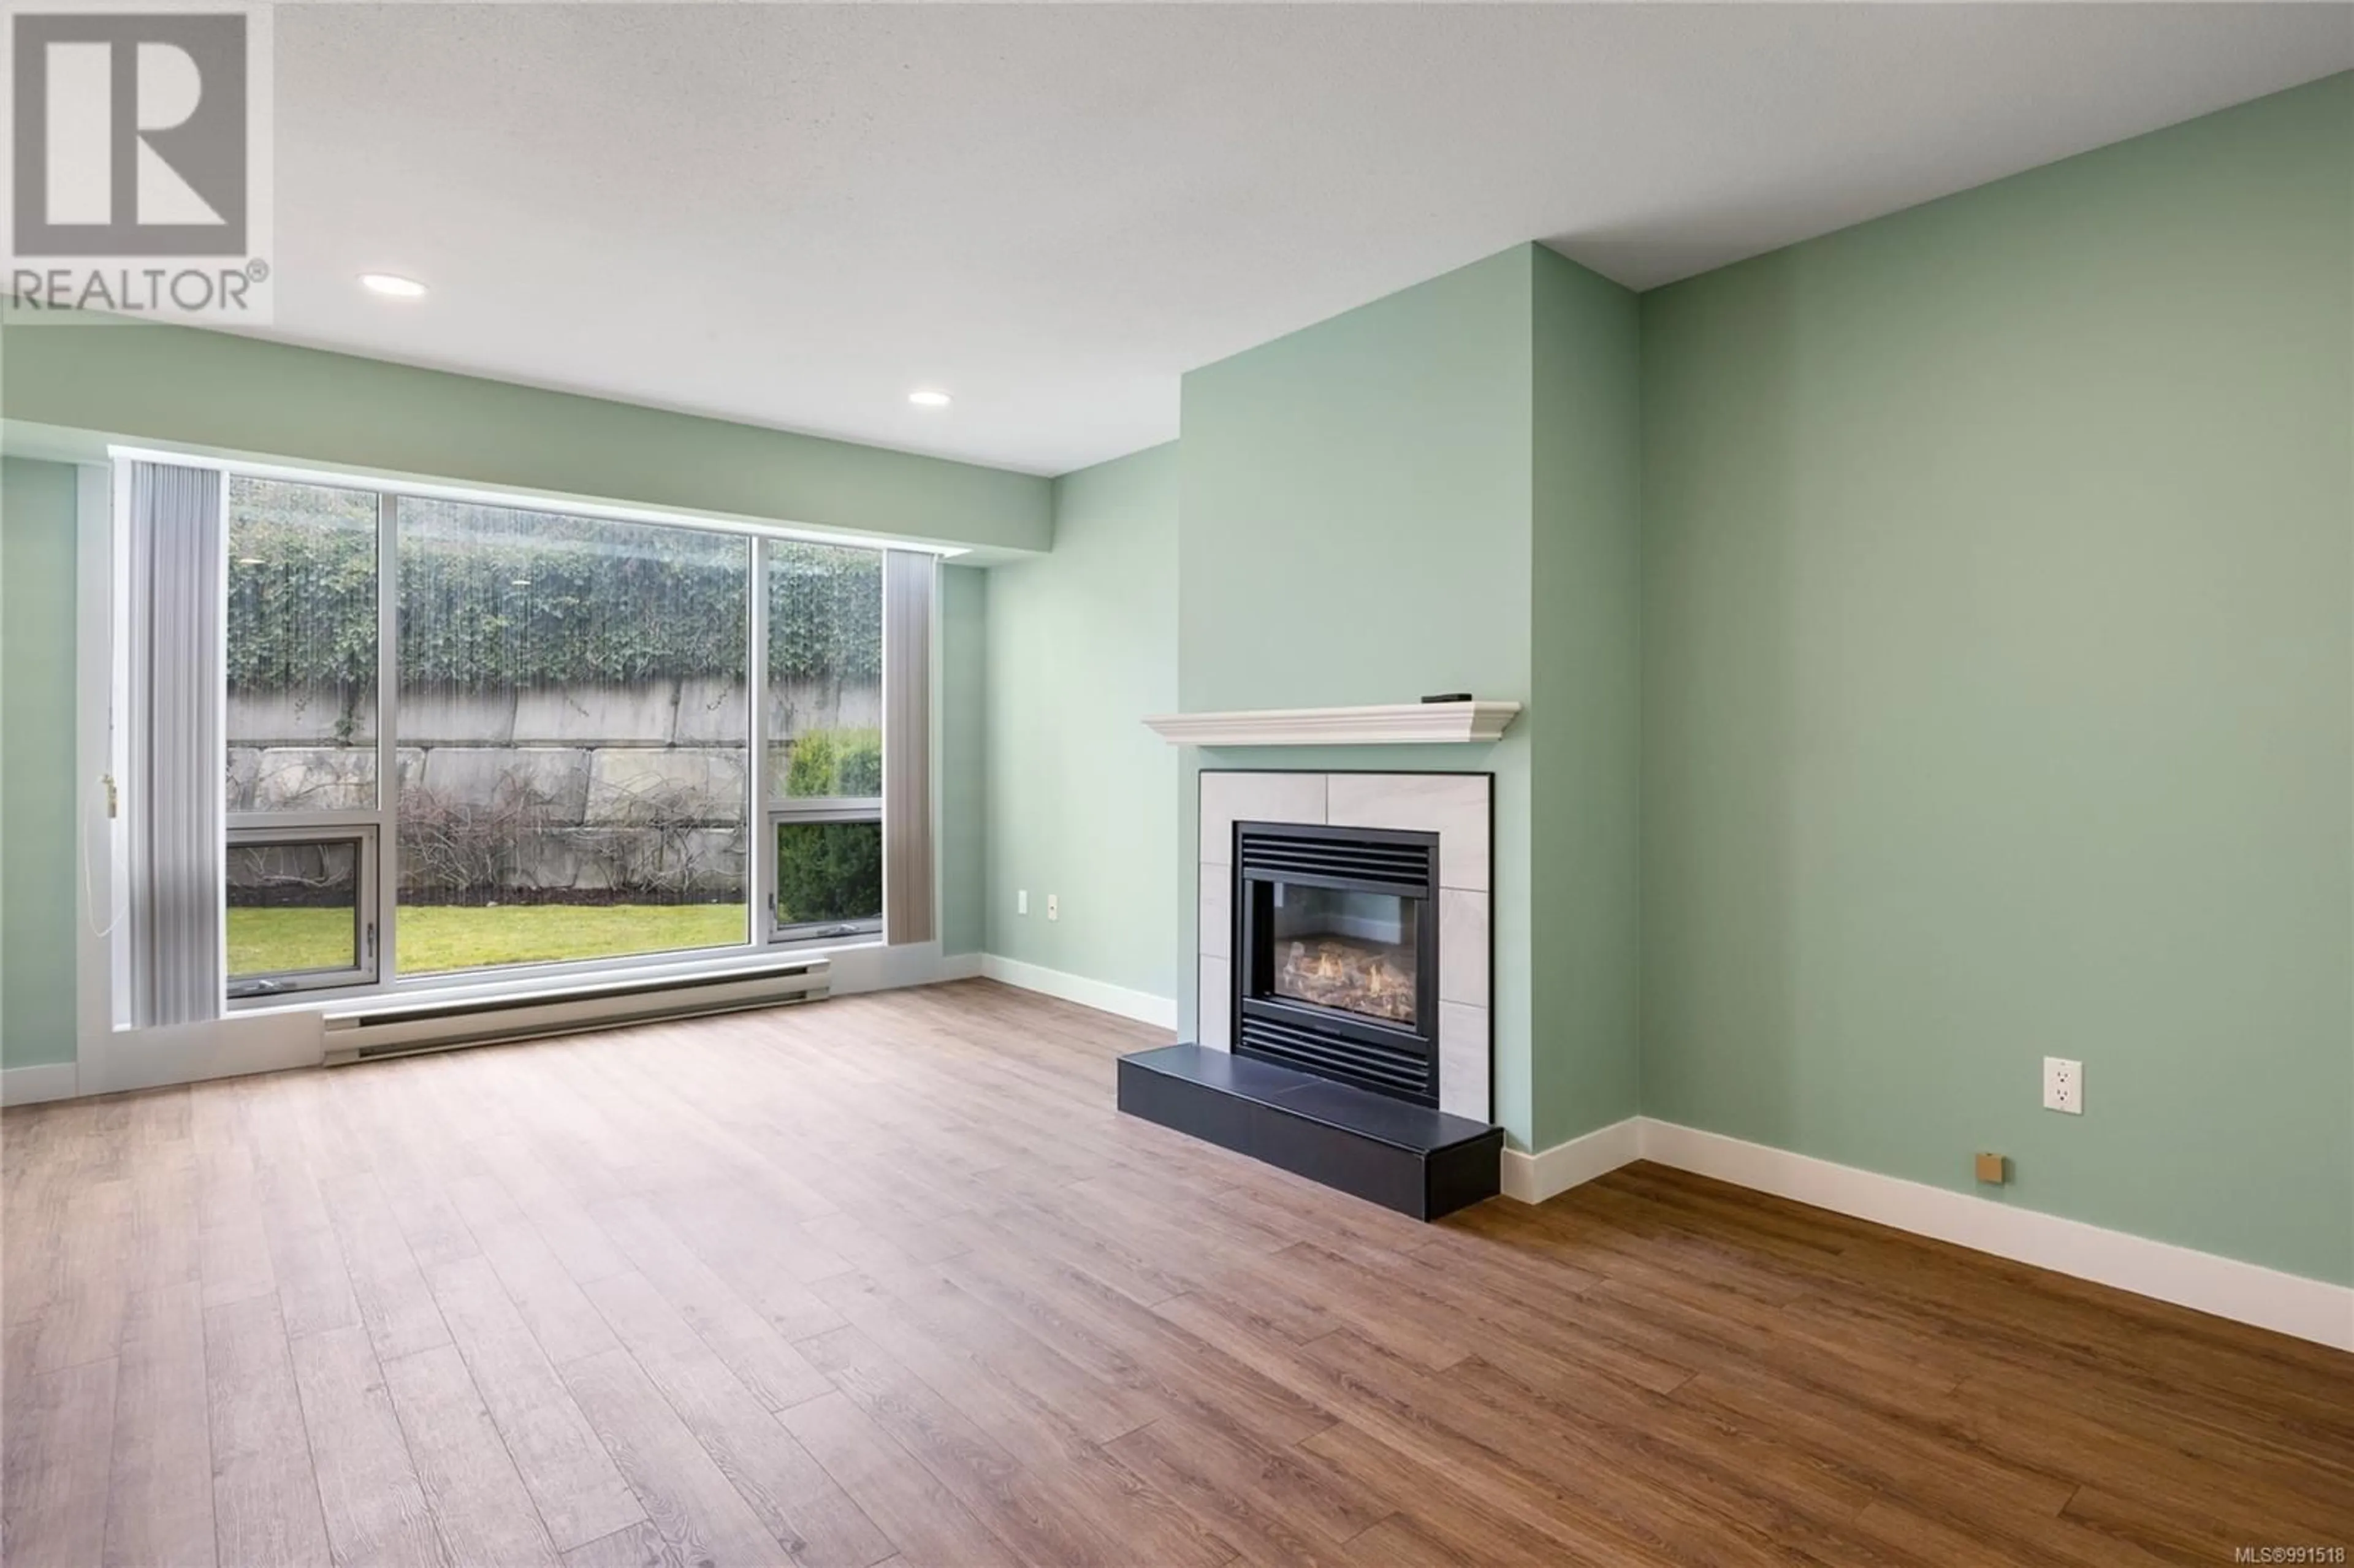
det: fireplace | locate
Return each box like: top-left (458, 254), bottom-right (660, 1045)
top-left (1233, 822), bottom-right (1441, 1106)
top-left (1116, 769), bottom-right (1498, 1220)
top-left (1196, 769), bottom-right (1495, 1124)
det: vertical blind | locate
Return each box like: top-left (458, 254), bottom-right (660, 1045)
top-left (127, 461), bottom-right (224, 1026)
top-left (883, 550), bottom-right (935, 946)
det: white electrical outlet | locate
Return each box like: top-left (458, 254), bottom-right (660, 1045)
top-left (2043, 1056), bottom-right (2082, 1115)
top-left (1016, 889), bottom-right (1028, 916)
top-left (1046, 893), bottom-right (1060, 922)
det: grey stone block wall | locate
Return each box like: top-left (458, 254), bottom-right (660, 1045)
top-left (229, 676), bottom-right (879, 752)
top-left (583, 748), bottom-right (747, 824)
top-left (421, 747), bottom-right (593, 821)
top-left (226, 676), bottom-right (875, 897)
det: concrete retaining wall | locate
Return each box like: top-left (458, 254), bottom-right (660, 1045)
top-left (226, 676), bottom-right (878, 897)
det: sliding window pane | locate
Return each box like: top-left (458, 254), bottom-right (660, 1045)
top-left (774, 815), bottom-right (882, 935)
top-left (226, 478), bottom-right (379, 811)
top-left (767, 543), bottom-right (883, 802)
top-left (395, 500), bottom-right (750, 975)
top-left (226, 835), bottom-right (364, 992)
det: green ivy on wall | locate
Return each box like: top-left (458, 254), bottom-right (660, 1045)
top-left (226, 481), bottom-right (882, 693)
top-left (764, 544), bottom-right (883, 688)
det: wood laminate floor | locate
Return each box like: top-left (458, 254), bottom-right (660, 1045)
top-left (4, 980), bottom-right (2349, 1567)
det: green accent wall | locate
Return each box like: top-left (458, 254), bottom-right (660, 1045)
top-left (1177, 246), bottom-right (1641, 1151)
top-left (984, 444), bottom-right (1180, 999)
top-left (1, 457), bottom-right (81, 1069)
top-left (1180, 250), bottom-right (1538, 711)
top-left (1178, 250), bottom-right (1536, 1143)
top-left (939, 564), bottom-right (989, 957)
top-left (1531, 247), bottom-right (1645, 1143)
top-left (2, 318), bottom-right (1051, 553)
top-left (1639, 74), bottom-right (2353, 1284)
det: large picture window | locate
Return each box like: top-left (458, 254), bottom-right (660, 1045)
top-left (213, 470), bottom-right (897, 1001)
top-left (395, 499), bottom-right (753, 974)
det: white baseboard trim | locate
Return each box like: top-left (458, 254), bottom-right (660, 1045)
top-left (1501, 1115), bottom-right (1640, 1203)
top-left (1638, 1119), bottom-right (2354, 1353)
top-left (979, 955), bottom-right (1178, 1030)
top-left (1, 1062), bottom-right (79, 1107)
top-left (1504, 1113), bottom-right (2353, 1352)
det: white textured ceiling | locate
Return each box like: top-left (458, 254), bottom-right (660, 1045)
top-left (261, 4), bottom-right (2353, 476)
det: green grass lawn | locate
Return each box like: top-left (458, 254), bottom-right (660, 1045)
top-left (227, 902), bottom-right (748, 978)
top-left (226, 907), bottom-right (361, 975)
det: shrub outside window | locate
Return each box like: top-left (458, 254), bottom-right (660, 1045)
top-left (770, 729), bottom-right (882, 940)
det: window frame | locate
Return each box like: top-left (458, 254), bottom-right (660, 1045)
top-left (214, 467), bottom-right (900, 1010)
top-left (223, 821), bottom-right (382, 997)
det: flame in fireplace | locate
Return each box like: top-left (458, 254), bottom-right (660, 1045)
top-left (1275, 935), bottom-right (1417, 1024)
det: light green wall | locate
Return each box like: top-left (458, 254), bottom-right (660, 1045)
top-left (2, 318), bottom-right (1051, 553)
top-left (1171, 245), bottom-right (1644, 1151)
top-left (1178, 248), bottom-right (1548, 1144)
top-left (1, 457), bottom-right (81, 1069)
top-left (939, 565), bottom-right (989, 957)
top-left (1529, 248), bottom-right (1644, 1145)
top-left (983, 444), bottom-right (1180, 998)
top-left (1179, 249), bottom-right (1537, 713)
top-left (1640, 74), bottom-right (2353, 1284)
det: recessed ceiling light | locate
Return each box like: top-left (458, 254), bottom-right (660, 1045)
top-left (360, 273), bottom-right (427, 299)
top-left (907, 389), bottom-right (952, 408)
top-left (236, 557), bottom-right (265, 566)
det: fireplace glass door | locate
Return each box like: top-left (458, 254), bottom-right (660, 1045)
top-left (1267, 885), bottom-right (1419, 1024)
top-left (1233, 822), bottom-right (1441, 1105)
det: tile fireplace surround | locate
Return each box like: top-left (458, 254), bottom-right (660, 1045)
top-left (1199, 770), bottom-right (1493, 1124)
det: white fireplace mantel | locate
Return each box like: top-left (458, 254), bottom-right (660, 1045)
top-left (1143, 701), bottom-right (1520, 748)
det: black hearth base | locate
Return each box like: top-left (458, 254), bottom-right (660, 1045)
top-left (1116, 1043), bottom-right (1503, 1219)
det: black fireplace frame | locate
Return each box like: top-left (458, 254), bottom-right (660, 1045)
top-left (1232, 820), bottom-right (1442, 1107)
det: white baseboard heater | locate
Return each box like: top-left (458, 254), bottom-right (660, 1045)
top-left (322, 959), bottom-right (830, 1065)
